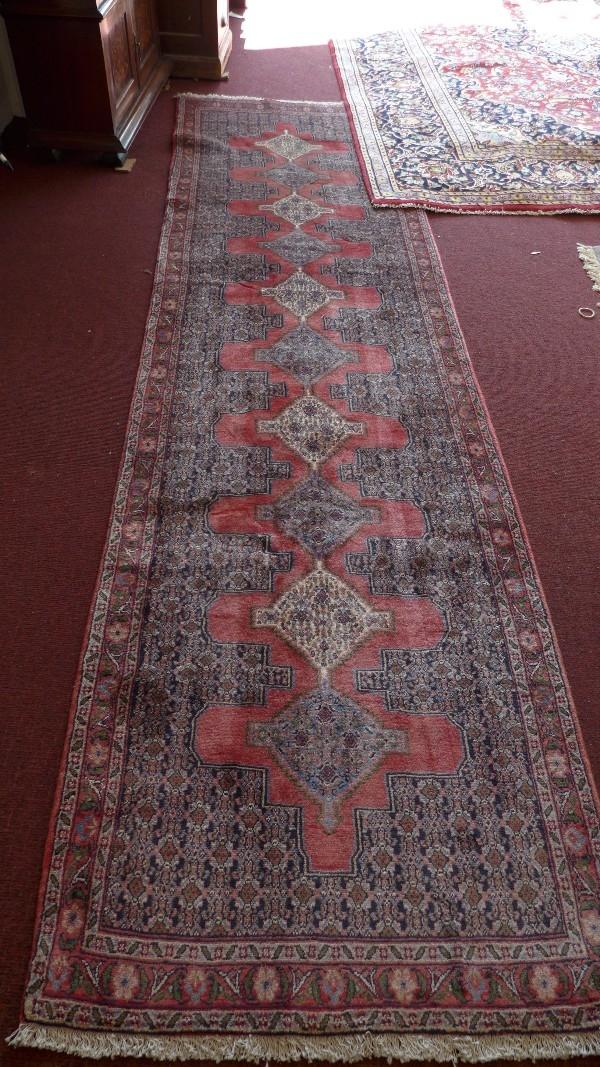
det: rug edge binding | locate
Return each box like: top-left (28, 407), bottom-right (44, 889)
top-left (7, 1023), bottom-right (600, 1063)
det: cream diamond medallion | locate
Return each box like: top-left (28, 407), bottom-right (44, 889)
top-left (259, 192), bottom-right (333, 227)
top-left (254, 566), bottom-right (392, 670)
top-left (262, 270), bottom-right (343, 322)
top-left (257, 396), bottom-right (364, 466)
top-left (256, 129), bottom-right (319, 161)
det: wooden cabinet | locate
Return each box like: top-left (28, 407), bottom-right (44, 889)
top-left (157, 0), bottom-right (232, 79)
top-left (2, 0), bottom-right (171, 157)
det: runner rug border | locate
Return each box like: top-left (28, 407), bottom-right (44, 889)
top-left (9, 93), bottom-right (600, 1062)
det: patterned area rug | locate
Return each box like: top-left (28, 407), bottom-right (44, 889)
top-left (331, 0), bottom-right (600, 213)
top-left (9, 94), bottom-right (600, 1061)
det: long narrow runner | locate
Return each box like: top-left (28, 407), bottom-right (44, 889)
top-left (10, 95), bottom-right (600, 1062)
top-left (331, 0), bottom-right (600, 213)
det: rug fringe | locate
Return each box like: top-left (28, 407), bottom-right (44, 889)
top-left (7, 1023), bottom-right (600, 1063)
top-left (175, 92), bottom-right (344, 107)
top-left (577, 243), bottom-right (600, 291)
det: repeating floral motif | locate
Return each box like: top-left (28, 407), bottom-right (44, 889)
top-left (19, 96), bottom-right (600, 1047)
top-left (333, 0), bottom-right (600, 211)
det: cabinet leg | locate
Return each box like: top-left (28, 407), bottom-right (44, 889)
top-left (99, 151), bottom-right (128, 167)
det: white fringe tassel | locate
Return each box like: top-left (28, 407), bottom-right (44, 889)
top-left (577, 243), bottom-right (600, 292)
top-left (6, 1023), bottom-right (600, 1063)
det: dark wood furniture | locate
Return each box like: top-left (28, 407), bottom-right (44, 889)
top-left (157, 0), bottom-right (232, 80)
top-left (2, 0), bottom-right (171, 158)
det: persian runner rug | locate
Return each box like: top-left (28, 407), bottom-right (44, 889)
top-left (331, 0), bottom-right (600, 213)
top-left (10, 94), bottom-right (600, 1062)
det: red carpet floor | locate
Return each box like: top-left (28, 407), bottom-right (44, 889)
top-left (1, 20), bottom-right (599, 1067)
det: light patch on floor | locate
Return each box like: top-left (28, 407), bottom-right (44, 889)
top-left (240, 0), bottom-right (600, 50)
top-left (240, 0), bottom-right (510, 50)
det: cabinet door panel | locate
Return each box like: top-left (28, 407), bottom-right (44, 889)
top-left (103, 0), bottom-right (139, 120)
top-left (130, 0), bottom-right (161, 86)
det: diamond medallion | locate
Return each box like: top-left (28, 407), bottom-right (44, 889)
top-left (264, 232), bottom-right (337, 268)
top-left (262, 270), bottom-right (343, 321)
top-left (254, 566), bottom-right (392, 670)
top-left (259, 192), bottom-right (333, 227)
top-left (249, 686), bottom-right (406, 831)
top-left (263, 161), bottom-right (318, 190)
top-left (255, 325), bottom-right (353, 384)
top-left (258, 474), bottom-right (378, 558)
top-left (256, 129), bottom-right (318, 161)
top-left (257, 396), bottom-right (364, 466)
